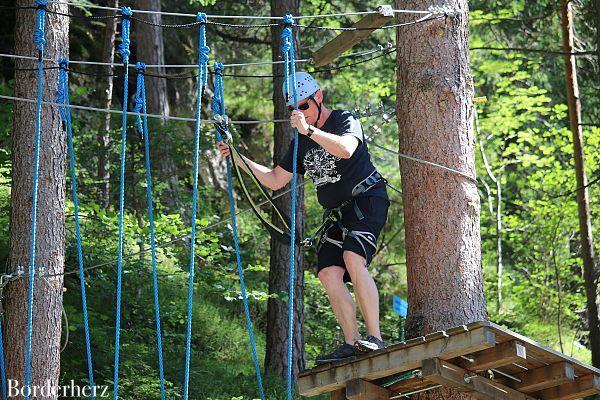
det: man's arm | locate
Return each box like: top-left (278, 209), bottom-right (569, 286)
top-left (290, 110), bottom-right (359, 159)
top-left (306, 127), bottom-right (359, 159)
top-left (217, 142), bottom-right (293, 191)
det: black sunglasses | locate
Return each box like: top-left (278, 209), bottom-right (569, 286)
top-left (289, 102), bottom-right (311, 112)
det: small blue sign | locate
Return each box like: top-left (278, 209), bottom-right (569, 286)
top-left (393, 295), bottom-right (408, 318)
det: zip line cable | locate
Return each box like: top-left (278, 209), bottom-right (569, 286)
top-left (40, 1), bottom-right (437, 20)
top-left (0, 52), bottom-right (312, 69)
top-left (0, 94), bottom-right (287, 124)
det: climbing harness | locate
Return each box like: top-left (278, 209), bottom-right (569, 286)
top-left (212, 62), bottom-right (266, 400)
top-left (302, 170), bottom-right (386, 260)
top-left (57, 58), bottom-right (96, 400)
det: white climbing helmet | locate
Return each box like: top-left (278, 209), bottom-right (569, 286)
top-left (283, 72), bottom-right (320, 107)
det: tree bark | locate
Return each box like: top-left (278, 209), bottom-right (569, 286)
top-left (265, 0), bottom-right (306, 380)
top-left (5, 2), bottom-right (69, 399)
top-left (135, 0), bottom-right (181, 212)
top-left (97, 0), bottom-right (118, 209)
top-left (560, 0), bottom-right (600, 367)
top-left (396, 0), bottom-right (487, 398)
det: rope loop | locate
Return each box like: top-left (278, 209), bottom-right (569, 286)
top-left (119, 7), bottom-right (133, 64)
top-left (211, 62), bottom-right (225, 119)
top-left (134, 62), bottom-right (147, 135)
top-left (196, 14), bottom-right (210, 89)
top-left (57, 57), bottom-right (69, 121)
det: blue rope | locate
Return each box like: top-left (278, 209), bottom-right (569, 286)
top-left (134, 62), bottom-right (167, 400)
top-left (281, 15), bottom-right (300, 400)
top-left (57, 58), bottom-right (96, 400)
top-left (24, 2), bottom-right (47, 398)
top-left (212, 62), bottom-right (265, 400)
top-left (183, 13), bottom-right (209, 400)
top-left (113, 7), bottom-right (132, 400)
top-left (0, 319), bottom-right (6, 400)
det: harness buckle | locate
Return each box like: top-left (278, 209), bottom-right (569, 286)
top-left (300, 238), bottom-right (313, 247)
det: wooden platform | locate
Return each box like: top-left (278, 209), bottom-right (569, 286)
top-left (298, 321), bottom-right (600, 399)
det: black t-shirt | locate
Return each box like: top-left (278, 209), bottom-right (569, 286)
top-left (279, 110), bottom-right (387, 209)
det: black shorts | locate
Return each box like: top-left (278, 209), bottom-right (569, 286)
top-left (316, 194), bottom-right (389, 282)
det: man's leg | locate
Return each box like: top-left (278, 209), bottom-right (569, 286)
top-left (343, 251), bottom-right (381, 340)
top-left (318, 265), bottom-right (361, 345)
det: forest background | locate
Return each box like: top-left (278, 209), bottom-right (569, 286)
top-left (0, 0), bottom-right (599, 399)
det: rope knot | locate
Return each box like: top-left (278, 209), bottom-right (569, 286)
top-left (133, 95), bottom-right (143, 114)
top-left (33, 0), bottom-right (48, 51)
top-left (120, 6), bottom-right (133, 18)
top-left (136, 62), bottom-right (147, 72)
top-left (199, 45), bottom-right (210, 64)
top-left (196, 12), bottom-right (207, 23)
top-left (58, 57), bottom-right (69, 70)
top-left (119, 8), bottom-right (133, 63)
top-left (33, 30), bottom-right (46, 48)
top-left (213, 62), bottom-right (223, 76)
top-left (281, 16), bottom-right (294, 53)
top-left (283, 14), bottom-right (294, 26)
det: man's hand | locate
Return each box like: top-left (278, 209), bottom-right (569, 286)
top-left (290, 110), bottom-right (310, 135)
top-left (216, 141), bottom-right (231, 159)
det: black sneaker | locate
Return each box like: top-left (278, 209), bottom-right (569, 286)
top-left (315, 343), bottom-right (357, 364)
top-left (354, 335), bottom-right (387, 353)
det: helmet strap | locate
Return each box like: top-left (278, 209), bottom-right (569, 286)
top-left (309, 94), bottom-right (322, 126)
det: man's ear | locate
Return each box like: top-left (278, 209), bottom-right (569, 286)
top-left (314, 89), bottom-right (324, 103)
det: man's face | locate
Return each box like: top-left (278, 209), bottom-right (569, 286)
top-left (289, 91), bottom-right (321, 125)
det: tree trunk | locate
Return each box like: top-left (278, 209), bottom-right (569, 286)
top-left (396, 0), bottom-right (487, 398)
top-left (5, 3), bottom-right (69, 399)
top-left (97, 0), bottom-right (118, 209)
top-left (135, 0), bottom-right (181, 212)
top-left (265, 0), bottom-right (306, 380)
top-left (560, 0), bottom-right (600, 367)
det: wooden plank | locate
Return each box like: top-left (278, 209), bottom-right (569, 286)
top-left (312, 5), bottom-right (394, 67)
top-left (298, 326), bottom-right (496, 397)
top-left (505, 362), bottom-right (575, 392)
top-left (457, 340), bottom-right (527, 372)
top-left (424, 331), bottom-right (450, 341)
top-left (538, 374), bottom-right (600, 400)
top-left (346, 379), bottom-right (391, 400)
top-left (487, 322), bottom-right (600, 376)
top-left (421, 358), bottom-right (536, 400)
top-left (330, 388), bottom-right (346, 400)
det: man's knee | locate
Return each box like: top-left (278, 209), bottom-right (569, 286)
top-left (343, 251), bottom-right (367, 277)
top-left (318, 266), bottom-right (346, 288)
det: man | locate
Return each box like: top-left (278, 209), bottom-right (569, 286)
top-left (216, 72), bottom-right (389, 363)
